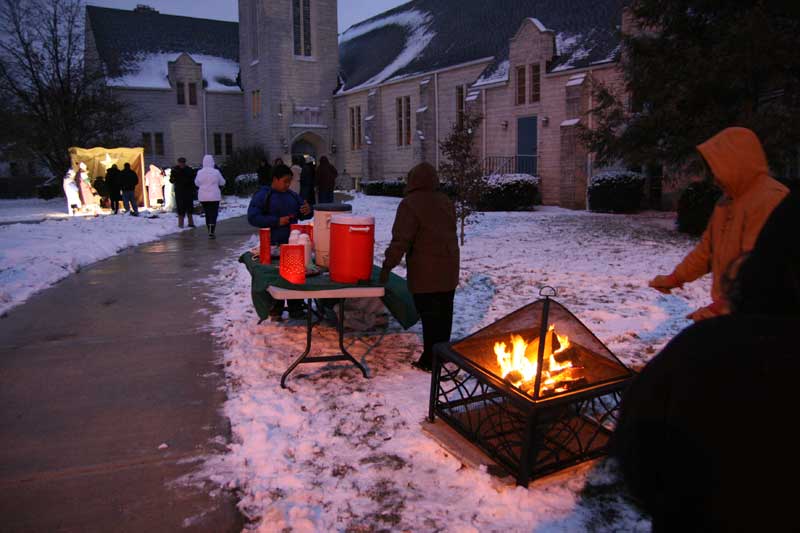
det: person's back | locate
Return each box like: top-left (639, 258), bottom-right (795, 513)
top-left (171, 163), bottom-right (195, 191)
top-left (120, 165), bottom-right (138, 191)
top-left (195, 155), bottom-right (225, 202)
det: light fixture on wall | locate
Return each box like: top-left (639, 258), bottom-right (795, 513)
top-left (501, 120), bottom-right (509, 130)
top-left (542, 116), bottom-right (550, 126)
top-left (330, 142), bottom-right (337, 155)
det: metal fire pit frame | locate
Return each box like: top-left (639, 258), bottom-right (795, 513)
top-left (427, 289), bottom-right (633, 486)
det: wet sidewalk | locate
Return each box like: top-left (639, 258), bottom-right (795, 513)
top-left (0, 217), bottom-right (254, 532)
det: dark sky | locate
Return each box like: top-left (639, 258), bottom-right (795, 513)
top-left (85, 0), bottom-right (408, 33)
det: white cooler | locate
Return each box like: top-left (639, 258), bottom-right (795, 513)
top-left (313, 203), bottom-right (352, 267)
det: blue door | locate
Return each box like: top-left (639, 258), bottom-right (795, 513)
top-left (517, 116), bottom-right (538, 175)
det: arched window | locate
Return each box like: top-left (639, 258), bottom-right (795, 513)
top-left (293, 0), bottom-right (312, 57)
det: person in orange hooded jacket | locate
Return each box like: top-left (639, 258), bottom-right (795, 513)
top-left (649, 127), bottom-right (788, 320)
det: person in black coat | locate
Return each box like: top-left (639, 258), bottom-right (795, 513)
top-left (119, 163), bottom-right (139, 216)
top-left (299, 158), bottom-right (316, 205)
top-left (613, 191), bottom-right (800, 532)
top-left (256, 158), bottom-right (272, 187)
top-left (105, 164), bottom-right (122, 214)
top-left (170, 157), bottom-right (196, 228)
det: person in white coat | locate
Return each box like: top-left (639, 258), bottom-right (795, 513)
top-left (145, 164), bottom-right (164, 207)
top-left (63, 169), bottom-right (82, 215)
top-left (194, 154), bottom-right (226, 238)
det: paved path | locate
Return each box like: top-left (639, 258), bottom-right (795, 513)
top-left (0, 216), bottom-right (254, 532)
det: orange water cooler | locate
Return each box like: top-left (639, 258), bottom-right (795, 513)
top-left (329, 215), bottom-right (375, 283)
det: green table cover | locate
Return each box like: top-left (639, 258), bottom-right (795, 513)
top-left (238, 252), bottom-right (419, 329)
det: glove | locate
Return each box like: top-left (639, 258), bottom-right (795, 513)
top-left (379, 267), bottom-right (390, 284)
top-left (648, 274), bottom-right (681, 294)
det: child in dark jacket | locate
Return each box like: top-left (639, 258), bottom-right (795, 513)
top-left (247, 165), bottom-right (313, 320)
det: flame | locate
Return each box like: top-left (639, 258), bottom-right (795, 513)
top-left (494, 325), bottom-right (576, 394)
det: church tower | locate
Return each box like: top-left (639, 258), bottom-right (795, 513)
top-left (239, 0), bottom-right (339, 163)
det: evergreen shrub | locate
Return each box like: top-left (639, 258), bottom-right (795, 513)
top-left (588, 171), bottom-right (645, 213)
top-left (676, 180), bottom-right (722, 236)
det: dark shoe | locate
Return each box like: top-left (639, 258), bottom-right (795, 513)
top-left (411, 360), bottom-right (432, 373)
top-left (288, 302), bottom-right (307, 319)
top-left (188, 223), bottom-right (196, 228)
top-left (208, 233), bottom-right (216, 239)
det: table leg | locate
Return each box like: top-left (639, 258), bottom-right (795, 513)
top-left (280, 299), bottom-right (314, 389)
top-left (336, 298), bottom-right (369, 378)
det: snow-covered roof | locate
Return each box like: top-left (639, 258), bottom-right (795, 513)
top-left (107, 52), bottom-right (240, 93)
top-left (86, 6), bottom-right (240, 92)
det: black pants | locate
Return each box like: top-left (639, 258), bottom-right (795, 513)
top-left (201, 201), bottom-right (219, 228)
top-left (412, 290), bottom-right (455, 366)
top-left (109, 194), bottom-right (121, 213)
top-left (176, 191), bottom-right (193, 216)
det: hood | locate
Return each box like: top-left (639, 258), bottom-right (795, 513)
top-left (149, 164), bottom-right (159, 173)
top-left (202, 154), bottom-right (215, 169)
top-left (406, 162), bottom-right (438, 194)
top-left (697, 127), bottom-right (770, 199)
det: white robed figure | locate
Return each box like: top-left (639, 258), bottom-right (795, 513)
top-left (163, 167), bottom-right (176, 212)
top-left (62, 169), bottom-right (82, 215)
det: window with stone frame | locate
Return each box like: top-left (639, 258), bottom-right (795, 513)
top-left (213, 133), bottom-right (222, 155)
top-left (356, 106), bottom-right (362, 149)
top-left (530, 63), bottom-right (541, 103)
top-left (404, 96), bottom-right (411, 145)
top-left (349, 106), bottom-right (363, 150)
top-left (516, 66), bottom-right (526, 105)
top-left (251, 90), bottom-right (261, 117)
top-left (250, 0), bottom-right (259, 59)
top-left (293, 0), bottom-right (312, 57)
top-left (176, 82), bottom-right (185, 105)
top-left (142, 132), bottom-right (152, 155)
top-left (396, 97), bottom-right (403, 146)
top-left (154, 133), bottom-right (164, 156)
top-left (456, 85), bottom-right (466, 129)
top-left (225, 133), bottom-right (233, 155)
top-left (188, 83), bottom-right (197, 106)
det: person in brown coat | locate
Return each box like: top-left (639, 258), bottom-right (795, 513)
top-left (316, 156), bottom-right (338, 204)
top-left (649, 127), bottom-right (788, 320)
top-left (380, 162), bottom-right (460, 371)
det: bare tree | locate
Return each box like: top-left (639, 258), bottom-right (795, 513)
top-left (0, 0), bottom-right (132, 176)
top-left (439, 110), bottom-right (484, 245)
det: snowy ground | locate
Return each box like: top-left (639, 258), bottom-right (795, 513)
top-left (196, 194), bottom-right (709, 532)
top-left (0, 196), bottom-right (250, 316)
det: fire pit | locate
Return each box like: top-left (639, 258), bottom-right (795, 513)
top-left (428, 288), bottom-right (634, 485)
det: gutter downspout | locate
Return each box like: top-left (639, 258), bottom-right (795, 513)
top-left (203, 85), bottom-right (209, 156)
top-left (434, 72), bottom-right (439, 169)
top-left (482, 89), bottom-right (487, 163)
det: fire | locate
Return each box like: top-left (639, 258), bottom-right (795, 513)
top-left (494, 325), bottom-right (581, 395)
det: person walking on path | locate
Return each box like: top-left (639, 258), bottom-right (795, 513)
top-left (195, 155), bottom-right (226, 239)
top-left (119, 163), bottom-right (139, 216)
top-left (300, 157), bottom-right (316, 205)
top-left (105, 164), bottom-right (122, 214)
top-left (171, 157), bottom-right (196, 228)
top-left (614, 190), bottom-right (800, 532)
top-left (316, 156), bottom-right (337, 204)
top-left (145, 164), bottom-right (164, 207)
top-left (380, 162), bottom-right (460, 372)
top-left (648, 127), bottom-right (788, 321)
top-left (257, 158), bottom-right (272, 187)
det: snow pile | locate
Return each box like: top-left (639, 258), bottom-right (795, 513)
top-left (339, 10), bottom-right (435, 92)
top-left (195, 194), bottom-right (708, 531)
top-left (484, 173), bottom-right (541, 187)
top-left (589, 170), bottom-right (645, 190)
top-left (108, 52), bottom-right (240, 93)
top-left (0, 196), bottom-right (250, 315)
top-left (0, 198), bottom-right (69, 224)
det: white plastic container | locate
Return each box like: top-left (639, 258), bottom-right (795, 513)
top-left (298, 234), bottom-right (312, 268)
top-left (313, 203), bottom-right (352, 267)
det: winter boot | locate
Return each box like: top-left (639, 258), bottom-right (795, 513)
top-left (209, 224), bottom-right (216, 239)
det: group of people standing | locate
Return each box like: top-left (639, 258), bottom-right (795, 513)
top-left (256, 155), bottom-right (338, 206)
top-left (63, 162), bottom-right (140, 216)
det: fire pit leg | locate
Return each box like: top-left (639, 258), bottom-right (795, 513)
top-left (336, 298), bottom-right (369, 378)
top-left (280, 298), bottom-right (314, 389)
top-left (428, 352), bottom-right (440, 422)
top-left (516, 414), bottom-right (536, 487)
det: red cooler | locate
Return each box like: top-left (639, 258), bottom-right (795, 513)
top-left (329, 215), bottom-right (375, 283)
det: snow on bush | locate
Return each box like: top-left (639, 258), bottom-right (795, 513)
top-left (589, 170), bottom-right (644, 189)
top-left (589, 171), bottom-right (645, 213)
top-left (484, 173), bottom-right (541, 188)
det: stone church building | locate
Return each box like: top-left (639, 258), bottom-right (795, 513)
top-left (86, 0), bottom-right (643, 209)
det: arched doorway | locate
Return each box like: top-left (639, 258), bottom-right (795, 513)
top-left (290, 132), bottom-right (324, 165)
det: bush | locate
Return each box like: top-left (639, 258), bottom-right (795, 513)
top-left (676, 180), bottom-right (722, 235)
top-left (362, 179), bottom-right (406, 197)
top-left (36, 176), bottom-right (62, 199)
top-left (234, 173), bottom-right (260, 197)
top-left (588, 171), bottom-right (645, 213)
top-left (220, 145), bottom-right (268, 195)
top-left (476, 174), bottom-right (540, 211)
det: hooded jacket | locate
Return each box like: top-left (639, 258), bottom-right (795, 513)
top-left (194, 155), bottom-right (226, 202)
top-left (670, 127), bottom-right (788, 313)
top-left (145, 164), bottom-right (164, 201)
top-left (119, 164), bottom-right (138, 191)
top-left (316, 157), bottom-right (338, 192)
top-left (383, 162), bottom-right (460, 293)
